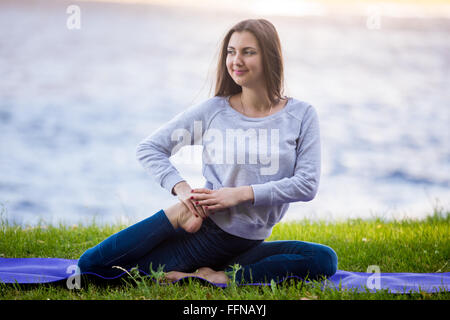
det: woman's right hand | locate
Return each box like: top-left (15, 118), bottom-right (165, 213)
top-left (172, 181), bottom-right (209, 219)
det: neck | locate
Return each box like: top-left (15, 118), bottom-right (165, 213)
top-left (240, 89), bottom-right (273, 113)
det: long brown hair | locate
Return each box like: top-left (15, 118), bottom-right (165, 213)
top-left (214, 19), bottom-right (286, 106)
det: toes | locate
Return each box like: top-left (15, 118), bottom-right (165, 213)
top-left (163, 272), bottom-right (175, 281)
top-left (164, 271), bottom-right (182, 282)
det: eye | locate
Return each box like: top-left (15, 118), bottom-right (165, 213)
top-left (227, 50), bottom-right (255, 55)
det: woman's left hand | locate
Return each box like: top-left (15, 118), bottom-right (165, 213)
top-left (190, 187), bottom-right (247, 212)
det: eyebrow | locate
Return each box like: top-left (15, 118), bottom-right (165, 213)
top-left (227, 46), bottom-right (257, 50)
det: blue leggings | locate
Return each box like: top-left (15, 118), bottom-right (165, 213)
top-left (78, 209), bottom-right (338, 284)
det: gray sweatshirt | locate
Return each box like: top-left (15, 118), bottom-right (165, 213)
top-left (136, 95), bottom-right (321, 240)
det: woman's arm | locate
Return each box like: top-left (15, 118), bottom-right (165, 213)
top-left (136, 99), bottom-right (217, 218)
top-left (136, 100), bottom-right (212, 195)
top-left (251, 105), bottom-right (321, 206)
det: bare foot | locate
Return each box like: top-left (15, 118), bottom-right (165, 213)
top-left (196, 267), bottom-right (230, 284)
top-left (164, 202), bottom-right (203, 233)
top-left (163, 270), bottom-right (190, 283)
top-left (177, 203), bottom-right (203, 233)
top-left (164, 267), bottom-right (230, 285)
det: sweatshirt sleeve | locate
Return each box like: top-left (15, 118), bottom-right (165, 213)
top-left (136, 101), bottom-right (209, 196)
top-left (250, 105), bottom-right (321, 206)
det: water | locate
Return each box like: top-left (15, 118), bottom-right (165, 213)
top-left (0, 0), bottom-right (449, 226)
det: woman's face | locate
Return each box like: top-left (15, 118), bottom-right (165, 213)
top-left (226, 31), bottom-right (264, 89)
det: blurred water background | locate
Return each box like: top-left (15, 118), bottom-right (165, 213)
top-left (0, 0), bottom-right (449, 226)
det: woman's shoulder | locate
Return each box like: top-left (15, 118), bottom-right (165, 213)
top-left (285, 97), bottom-right (317, 121)
top-left (287, 96), bottom-right (313, 109)
top-left (178, 96), bottom-right (226, 119)
top-left (189, 95), bottom-right (226, 111)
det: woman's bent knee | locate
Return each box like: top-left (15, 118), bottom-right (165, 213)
top-left (326, 247), bottom-right (338, 276)
top-left (314, 245), bottom-right (338, 277)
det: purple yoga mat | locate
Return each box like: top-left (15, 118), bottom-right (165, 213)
top-left (0, 258), bottom-right (448, 294)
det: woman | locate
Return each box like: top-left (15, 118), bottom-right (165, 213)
top-left (78, 18), bottom-right (338, 285)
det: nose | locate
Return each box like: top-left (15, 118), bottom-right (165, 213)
top-left (232, 52), bottom-right (244, 66)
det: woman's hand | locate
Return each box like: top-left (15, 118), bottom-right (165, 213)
top-left (190, 186), bottom-right (252, 212)
top-left (173, 181), bottom-right (209, 219)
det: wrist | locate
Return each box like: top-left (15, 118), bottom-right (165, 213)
top-left (237, 186), bottom-right (254, 204)
top-left (172, 180), bottom-right (190, 196)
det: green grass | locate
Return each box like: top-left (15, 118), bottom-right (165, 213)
top-left (0, 209), bottom-right (449, 300)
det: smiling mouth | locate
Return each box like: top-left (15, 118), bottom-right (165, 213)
top-left (234, 70), bottom-right (248, 75)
